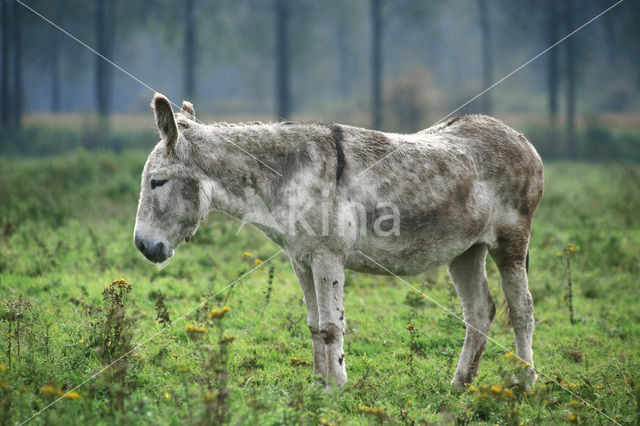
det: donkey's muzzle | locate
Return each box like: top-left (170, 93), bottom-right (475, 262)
top-left (135, 234), bottom-right (169, 263)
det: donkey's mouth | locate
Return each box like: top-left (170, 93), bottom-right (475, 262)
top-left (139, 242), bottom-right (173, 263)
top-left (134, 232), bottom-right (174, 264)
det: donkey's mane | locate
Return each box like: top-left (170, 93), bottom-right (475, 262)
top-left (204, 119), bottom-right (338, 131)
top-left (207, 120), bottom-right (271, 129)
top-left (418, 115), bottom-right (472, 135)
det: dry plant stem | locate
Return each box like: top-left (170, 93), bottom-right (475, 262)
top-left (6, 322), bottom-right (11, 369)
top-left (567, 268), bottom-right (574, 326)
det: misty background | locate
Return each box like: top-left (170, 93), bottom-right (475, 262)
top-left (1, 0), bottom-right (639, 160)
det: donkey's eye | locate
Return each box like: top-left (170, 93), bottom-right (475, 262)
top-left (150, 179), bottom-right (168, 189)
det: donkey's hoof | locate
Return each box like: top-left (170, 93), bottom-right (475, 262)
top-left (507, 367), bottom-right (537, 390)
top-left (312, 374), bottom-right (327, 388)
top-left (452, 376), bottom-right (470, 391)
top-left (524, 367), bottom-right (537, 389)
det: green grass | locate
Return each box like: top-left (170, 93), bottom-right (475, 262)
top-left (0, 150), bottom-right (639, 424)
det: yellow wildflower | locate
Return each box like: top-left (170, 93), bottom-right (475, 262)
top-left (504, 351), bottom-right (514, 359)
top-left (105, 278), bottom-right (131, 291)
top-left (556, 252), bottom-right (563, 258)
top-left (0, 364), bottom-right (6, 373)
top-left (255, 258), bottom-right (263, 265)
top-left (406, 323), bottom-right (414, 331)
top-left (358, 404), bottom-right (384, 415)
top-left (63, 391), bottom-right (81, 399)
top-left (209, 307), bottom-right (231, 320)
top-left (490, 384), bottom-right (503, 394)
top-left (503, 388), bottom-right (514, 398)
top-left (290, 357), bottom-right (310, 366)
top-left (567, 400), bottom-right (580, 406)
top-left (164, 392), bottom-right (171, 400)
top-left (568, 413), bottom-right (577, 422)
top-left (569, 247), bottom-right (575, 253)
top-left (40, 384), bottom-right (60, 397)
top-left (467, 385), bottom-right (478, 393)
top-left (244, 251), bottom-right (252, 257)
top-left (185, 324), bottom-right (209, 335)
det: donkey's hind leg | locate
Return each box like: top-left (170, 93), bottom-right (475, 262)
top-left (449, 243), bottom-right (495, 389)
top-left (489, 228), bottom-right (537, 387)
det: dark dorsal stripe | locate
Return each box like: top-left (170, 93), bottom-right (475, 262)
top-left (330, 124), bottom-right (346, 184)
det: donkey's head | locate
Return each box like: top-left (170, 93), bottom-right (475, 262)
top-left (134, 93), bottom-right (209, 263)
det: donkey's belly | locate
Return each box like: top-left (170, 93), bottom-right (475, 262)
top-left (344, 251), bottom-right (444, 276)
top-left (344, 211), bottom-right (490, 276)
top-left (345, 241), bottom-right (469, 276)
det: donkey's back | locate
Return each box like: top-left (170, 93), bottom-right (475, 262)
top-left (340, 115), bottom-right (544, 276)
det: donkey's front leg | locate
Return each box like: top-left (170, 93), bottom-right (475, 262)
top-left (312, 251), bottom-right (347, 387)
top-left (291, 260), bottom-right (328, 382)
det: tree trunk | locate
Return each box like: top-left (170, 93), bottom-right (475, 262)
top-left (477, 0), bottom-right (492, 114)
top-left (95, 0), bottom-right (114, 119)
top-left (371, 0), bottom-right (382, 129)
top-left (337, 7), bottom-right (349, 98)
top-left (184, 0), bottom-right (195, 100)
top-left (564, 0), bottom-right (576, 158)
top-left (1, 0), bottom-right (10, 126)
top-left (51, 32), bottom-right (61, 113)
top-left (275, 0), bottom-right (290, 120)
top-left (11, 0), bottom-right (22, 128)
top-left (547, 0), bottom-right (559, 140)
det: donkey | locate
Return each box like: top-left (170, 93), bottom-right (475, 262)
top-left (134, 93), bottom-right (544, 389)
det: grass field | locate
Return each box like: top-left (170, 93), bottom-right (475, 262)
top-left (0, 150), bottom-right (639, 424)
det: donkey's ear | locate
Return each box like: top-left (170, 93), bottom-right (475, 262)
top-left (151, 93), bottom-right (178, 155)
top-left (181, 100), bottom-right (195, 119)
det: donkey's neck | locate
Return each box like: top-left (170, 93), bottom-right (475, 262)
top-left (184, 121), bottom-right (333, 240)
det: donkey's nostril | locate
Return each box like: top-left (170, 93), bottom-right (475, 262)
top-left (146, 241), bottom-right (167, 263)
top-left (135, 233), bottom-right (169, 263)
top-left (135, 237), bottom-right (146, 254)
